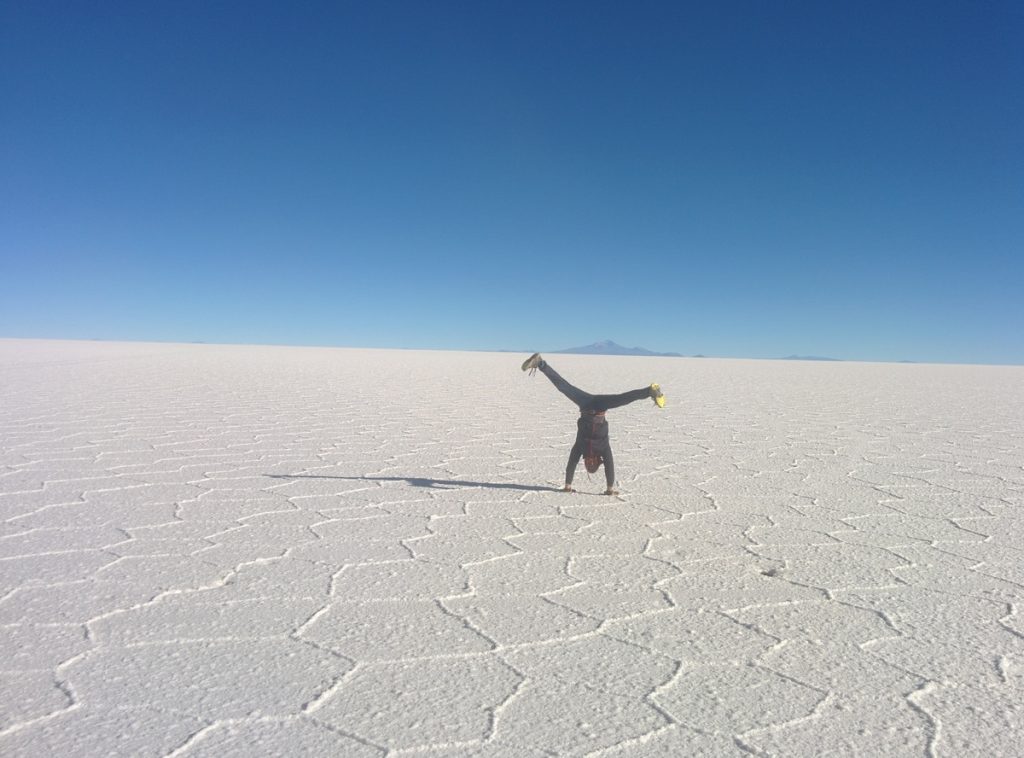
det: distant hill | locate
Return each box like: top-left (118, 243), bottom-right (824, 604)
top-left (781, 355), bottom-right (842, 362)
top-left (557, 340), bottom-right (683, 357)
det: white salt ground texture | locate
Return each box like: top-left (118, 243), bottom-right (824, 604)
top-left (1, 339), bottom-right (1023, 757)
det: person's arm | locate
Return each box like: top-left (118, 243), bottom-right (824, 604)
top-left (603, 444), bottom-right (615, 490)
top-left (565, 439), bottom-right (584, 487)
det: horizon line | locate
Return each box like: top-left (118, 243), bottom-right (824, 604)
top-left (2, 335), bottom-right (1022, 368)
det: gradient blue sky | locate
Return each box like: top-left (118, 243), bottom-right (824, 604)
top-left (2, 1), bottom-right (1022, 364)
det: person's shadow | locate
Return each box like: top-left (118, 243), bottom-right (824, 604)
top-left (266, 474), bottom-right (558, 492)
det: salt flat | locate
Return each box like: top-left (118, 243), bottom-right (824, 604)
top-left (1, 339), bottom-right (1022, 756)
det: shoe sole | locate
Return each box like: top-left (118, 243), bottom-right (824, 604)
top-left (521, 353), bottom-right (541, 372)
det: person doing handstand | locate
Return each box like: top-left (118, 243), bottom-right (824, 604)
top-left (521, 353), bottom-right (665, 495)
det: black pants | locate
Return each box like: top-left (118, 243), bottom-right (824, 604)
top-left (539, 361), bottom-right (650, 487)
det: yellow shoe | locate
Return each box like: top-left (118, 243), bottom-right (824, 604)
top-left (650, 383), bottom-right (665, 408)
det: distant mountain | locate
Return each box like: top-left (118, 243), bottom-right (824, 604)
top-left (557, 340), bottom-right (683, 357)
top-left (781, 355), bottom-right (842, 362)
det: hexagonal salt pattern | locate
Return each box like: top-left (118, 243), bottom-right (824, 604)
top-left (1, 340), bottom-right (1023, 755)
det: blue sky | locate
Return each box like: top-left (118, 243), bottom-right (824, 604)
top-left (2, 1), bottom-right (1022, 364)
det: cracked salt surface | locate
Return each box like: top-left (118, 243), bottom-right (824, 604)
top-left (1, 339), bottom-right (1023, 756)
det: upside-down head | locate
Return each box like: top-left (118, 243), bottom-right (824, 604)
top-left (584, 454), bottom-right (602, 473)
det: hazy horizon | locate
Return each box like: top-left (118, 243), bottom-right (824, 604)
top-left (3, 336), bottom-right (1021, 368)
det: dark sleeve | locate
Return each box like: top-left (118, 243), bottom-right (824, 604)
top-left (603, 443), bottom-right (615, 487)
top-left (565, 440), bottom-right (585, 484)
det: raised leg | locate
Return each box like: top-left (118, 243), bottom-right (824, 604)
top-left (540, 361), bottom-right (594, 409)
top-left (590, 387), bottom-right (651, 412)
